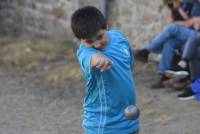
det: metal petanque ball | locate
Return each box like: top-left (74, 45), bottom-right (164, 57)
top-left (124, 105), bottom-right (140, 120)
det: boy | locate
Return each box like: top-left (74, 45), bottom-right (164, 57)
top-left (71, 6), bottom-right (140, 134)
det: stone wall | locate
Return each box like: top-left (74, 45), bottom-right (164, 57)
top-left (0, 0), bottom-right (167, 47)
top-left (107, 0), bottom-right (168, 48)
top-left (0, 0), bottom-right (79, 38)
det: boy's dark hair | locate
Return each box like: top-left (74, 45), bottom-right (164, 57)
top-left (71, 6), bottom-right (107, 40)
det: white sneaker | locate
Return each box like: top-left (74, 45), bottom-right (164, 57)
top-left (165, 70), bottom-right (189, 79)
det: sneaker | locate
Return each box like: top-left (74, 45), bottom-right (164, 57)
top-left (178, 88), bottom-right (195, 100)
top-left (165, 70), bottom-right (189, 79)
top-left (134, 49), bottom-right (149, 62)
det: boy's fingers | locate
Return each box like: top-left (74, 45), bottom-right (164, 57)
top-left (100, 61), bottom-right (108, 72)
top-left (92, 54), bottom-right (105, 67)
top-left (107, 61), bottom-right (112, 68)
top-left (92, 55), bottom-right (103, 68)
top-left (92, 55), bottom-right (113, 71)
top-left (105, 61), bottom-right (112, 70)
top-left (96, 58), bottom-right (105, 68)
top-left (91, 55), bottom-right (100, 67)
top-left (100, 60), bottom-right (112, 72)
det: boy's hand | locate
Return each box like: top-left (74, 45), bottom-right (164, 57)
top-left (91, 54), bottom-right (112, 72)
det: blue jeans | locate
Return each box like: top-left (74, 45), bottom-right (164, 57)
top-left (147, 23), bottom-right (198, 74)
top-left (183, 37), bottom-right (200, 81)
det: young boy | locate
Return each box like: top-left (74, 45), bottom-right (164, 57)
top-left (71, 6), bottom-right (140, 134)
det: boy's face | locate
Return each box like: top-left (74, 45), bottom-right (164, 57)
top-left (82, 29), bottom-right (108, 51)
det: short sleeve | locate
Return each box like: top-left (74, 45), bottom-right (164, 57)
top-left (77, 46), bottom-right (98, 75)
top-left (116, 30), bottom-right (135, 67)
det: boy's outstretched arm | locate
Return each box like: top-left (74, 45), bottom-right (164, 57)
top-left (91, 54), bottom-right (112, 72)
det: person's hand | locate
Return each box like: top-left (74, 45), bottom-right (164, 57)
top-left (192, 17), bottom-right (200, 31)
top-left (176, 20), bottom-right (193, 28)
top-left (178, 60), bottom-right (187, 68)
top-left (91, 54), bottom-right (112, 72)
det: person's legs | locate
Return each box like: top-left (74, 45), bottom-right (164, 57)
top-left (136, 24), bottom-right (198, 63)
top-left (150, 39), bottom-right (186, 89)
top-left (183, 37), bottom-right (200, 81)
top-left (177, 43), bottom-right (200, 100)
top-left (158, 39), bottom-right (182, 74)
top-left (177, 58), bottom-right (200, 100)
top-left (149, 51), bottom-right (172, 88)
top-left (147, 24), bottom-right (198, 52)
top-left (190, 59), bottom-right (200, 82)
top-left (182, 36), bottom-right (200, 61)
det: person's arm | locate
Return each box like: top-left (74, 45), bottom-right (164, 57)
top-left (91, 54), bottom-right (112, 72)
top-left (178, 8), bottom-right (190, 20)
top-left (175, 19), bottom-right (194, 28)
top-left (166, 11), bottom-right (175, 23)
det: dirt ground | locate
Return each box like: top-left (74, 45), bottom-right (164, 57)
top-left (0, 62), bottom-right (200, 134)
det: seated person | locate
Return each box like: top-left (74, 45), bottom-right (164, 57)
top-left (164, 35), bottom-right (200, 99)
top-left (163, 0), bottom-right (193, 22)
top-left (135, 0), bottom-right (200, 89)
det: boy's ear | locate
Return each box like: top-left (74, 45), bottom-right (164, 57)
top-left (81, 39), bottom-right (93, 48)
top-left (81, 39), bottom-right (85, 44)
top-left (81, 39), bottom-right (88, 44)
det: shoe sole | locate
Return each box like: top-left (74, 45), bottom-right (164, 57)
top-left (165, 70), bottom-right (189, 79)
top-left (178, 95), bottom-right (195, 101)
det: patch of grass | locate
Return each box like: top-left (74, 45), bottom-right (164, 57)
top-left (0, 38), bottom-right (75, 69)
top-left (0, 38), bottom-right (81, 82)
top-left (47, 62), bottom-right (82, 82)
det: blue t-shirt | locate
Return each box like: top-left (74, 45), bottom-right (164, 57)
top-left (76, 30), bottom-right (140, 134)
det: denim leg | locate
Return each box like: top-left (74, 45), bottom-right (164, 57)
top-left (182, 36), bottom-right (200, 60)
top-left (147, 23), bottom-right (198, 52)
top-left (190, 59), bottom-right (200, 82)
top-left (158, 39), bottom-right (183, 74)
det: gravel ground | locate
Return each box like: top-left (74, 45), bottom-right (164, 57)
top-left (0, 62), bottom-right (200, 134)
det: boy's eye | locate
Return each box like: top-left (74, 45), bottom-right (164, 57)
top-left (88, 33), bottom-right (104, 43)
top-left (94, 34), bottom-right (103, 41)
top-left (85, 30), bottom-right (106, 44)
